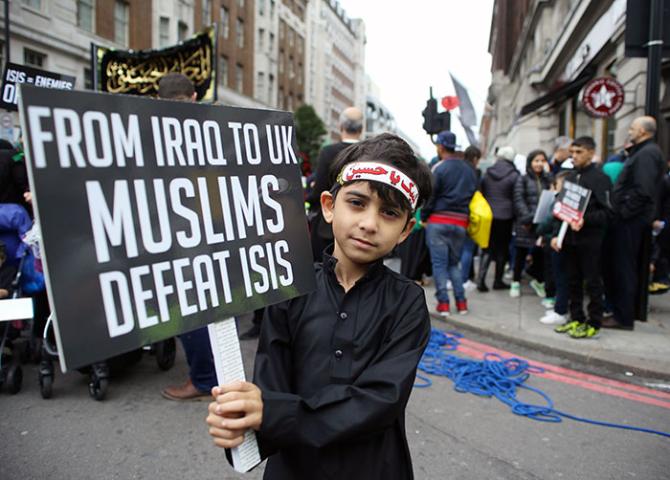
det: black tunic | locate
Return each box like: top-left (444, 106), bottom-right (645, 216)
top-left (253, 252), bottom-right (431, 479)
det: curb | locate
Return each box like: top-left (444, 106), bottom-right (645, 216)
top-left (429, 312), bottom-right (669, 380)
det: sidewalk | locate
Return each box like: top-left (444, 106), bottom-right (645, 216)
top-left (420, 278), bottom-right (670, 379)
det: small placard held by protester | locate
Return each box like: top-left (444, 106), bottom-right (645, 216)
top-left (533, 189), bottom-right (555, 224)
top-left (552, 181), bottom-right (591, 223)
top-left (0, 63), bottom-right (75, 112)
top-left (18, 85), bottom-right (315, 371)
top-left (553, 180), bottom-right (591, 249)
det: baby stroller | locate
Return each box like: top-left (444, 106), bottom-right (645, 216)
top-left (0, 203), bottom-right (36, 394)
top-left (39, 316), bottom-right (177, 401)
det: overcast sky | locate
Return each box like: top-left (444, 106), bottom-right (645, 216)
top-left (336, 0), bottom-right (495, 160)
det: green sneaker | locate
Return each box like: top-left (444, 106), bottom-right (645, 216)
top-left (554, 320), bottom-right (581, 334)
top-left (509, 281), bottom-right (521, 298)
top-left (529, 279), bottom-right (546, 298)
top-left (569, 323), bottom-right (600, 339)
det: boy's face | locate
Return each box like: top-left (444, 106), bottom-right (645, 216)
top-left (321, 181), bottom-right (415, 266)
top-left (570, 145), bottom-right (594, 169)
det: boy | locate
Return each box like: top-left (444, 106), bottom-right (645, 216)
top-left (550, 137), bottom-right (612, 339)
top-left (206, 133), bottom-right (433, 479)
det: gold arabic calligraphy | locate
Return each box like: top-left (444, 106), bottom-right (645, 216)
top-left (104, 44), bottom-right (212, 96)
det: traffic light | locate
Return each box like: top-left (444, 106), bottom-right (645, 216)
top-left (421, 87), bottom-right (451, 135)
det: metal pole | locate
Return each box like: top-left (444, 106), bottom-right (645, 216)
top-left (645, 0), bottom-right (664, 119)
top-left (4, 0), bottom-right (9, 64)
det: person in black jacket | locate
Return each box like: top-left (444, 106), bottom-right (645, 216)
top-left (478, 146), bottom-right (520, 291)
top-left (510, 149), bottom-right (552, 298)
top-left (0, 139), bottom-right (31, 215)
top-left (307, 107), bottom-right (364, 262)
top-left (551, 137), bottom-right (612, 339)
top-left (606, 116), bottom-right (667, 329)
top-left (649, 169), bottom-right (670, 293)
top-left (206, 133), bottom-right (433, 479)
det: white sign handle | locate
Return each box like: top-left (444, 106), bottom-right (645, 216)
top-left (556, 221), bottom-right (568, 250)
top-left (208, 318), bottom-right (262, 473)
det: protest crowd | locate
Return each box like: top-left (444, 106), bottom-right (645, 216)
top-left (0, 76), bottom-right (668, 478)
top-left (302, 112), bottom-right (669, 341)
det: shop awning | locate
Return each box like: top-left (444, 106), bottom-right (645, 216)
top-left (519, 69), bottom-right (595, 117)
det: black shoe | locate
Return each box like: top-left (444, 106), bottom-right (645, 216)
top-left (600, 317), bottom-right (634, 331)
top-left (477, 282), bottom-right (489, 293)
top-left (492, 281), bottom-right (510, 290)
top-left (239, 325), bottom-right (261, 340)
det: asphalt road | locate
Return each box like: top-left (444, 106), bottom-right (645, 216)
top-left (1, 315), bottom-right (669, 480)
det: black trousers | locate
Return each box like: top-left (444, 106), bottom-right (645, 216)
top-left (563, 242), bottom-right (604, 328)
top-left (513, 246), bottom-right (544, 282)
top-left (488, 218), bottom-right (513, 283)
top-left (611, 218), bottom-right (651, 327)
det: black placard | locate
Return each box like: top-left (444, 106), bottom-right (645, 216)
top-left (94, 26), bottom-right (217, 102)
top-left (1, 63), bottom-right (76, 111)
top-left (18, 85), bottom-right (315, 370)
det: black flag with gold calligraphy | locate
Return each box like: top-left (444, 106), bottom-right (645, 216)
top-left (93, 26), bottom-right (217, 102)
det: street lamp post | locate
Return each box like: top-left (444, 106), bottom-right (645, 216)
top-left (644, 0), bottom-right (664, 119)
top-left (4, 0), bottom-right (9, 64)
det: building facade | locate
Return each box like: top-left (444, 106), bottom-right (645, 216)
top-left (0, 0), bottom-right (376, 145)
top-left (275, 0), bottom-right (307, 111)
top-left (305, 0), bottom-right (365, 140)
top-left (482, 0), bottom-right (670, 161)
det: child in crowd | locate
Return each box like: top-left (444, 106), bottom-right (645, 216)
top-left (536, 171), bottom-right (570, 325)
top-left (550, 137), bottom-right (612, 339)
top-left (206, 133), bottom-right (433, 479)
top-left (510, 149), bottom-right (552, 298)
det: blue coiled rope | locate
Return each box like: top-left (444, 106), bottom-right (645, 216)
top-left (415, 328), bottom-right (670, 439)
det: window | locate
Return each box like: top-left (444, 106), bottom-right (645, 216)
top-left (24, 48), bottom-right (45, 68)
top-left (289, 55), bottom-right (294, 79)
top-left (258, 28), bottom-right (264, 50)
top-left (268, 74), bottom-right (274, 106)
top-left (77, 0), bottom-right (94, 32)
top-left (22, 0), bottom-right (41, 9)
top-left (84, 67), bottom-right (93, 90)
top-left (114, 1), bottom-right (129, 46)
top-left (159, 17), bottom-right (170, 47)
top-left (257, 72), bottom-right (265, 100)
top-left (178, 20), bottom-right (188, 41)
top-left (220, 55), bottom-right (228, 87)
top-left (220, 7), bottom-right (229, 39)
top-left (236, 18), bottom-right (244, 48)
top-left (269, 33), bottom-right (275, 52)
top-left (202, 0), bottom-right (211, 25)
top-left (259, 0), bottom-right (265, 15)
top-left (236, 63), bottom-right (244, 92)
